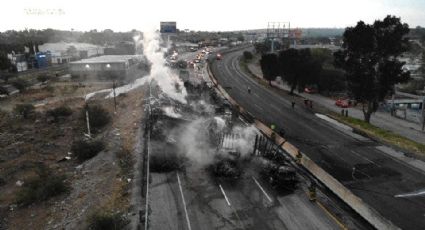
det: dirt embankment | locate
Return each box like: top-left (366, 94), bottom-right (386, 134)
top-left (0, 81), bottom-right (145, 229)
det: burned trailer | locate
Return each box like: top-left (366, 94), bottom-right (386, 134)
top-left (260, 160), bottom-right (298, 192)
top-left (209, 132), bottom-right (244, 179)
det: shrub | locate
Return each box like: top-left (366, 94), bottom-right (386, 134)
top-left (71, 139), bottom-right (105, 161)
top-left (176, 60), bottom-right (187, 69)
top-left (0, 85), bottom-right (8, 95)
top-left (36, 75), bottom-right (49, 83)
top-left (11, 78), bottom-right (29, 91)
top-left (14, 103), bottom-right (35, 119)
top-left (87, 210), bottom-right (129, 230)
top-left (47, 106), bottom-right (73, 121)
top-left (243, 51), bottom-right (253, 60)
top-left (15, 167), bottom-right (68, 206)
top-left (82, 105), bottom-right (111, 129)
top-left (117, 149), bottom-right (133, 177)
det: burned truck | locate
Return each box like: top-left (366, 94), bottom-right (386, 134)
top-left (260, 160), bottom-right (298, 192)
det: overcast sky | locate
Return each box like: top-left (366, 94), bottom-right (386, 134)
top-left (1, 0), bottom-right (425, 32)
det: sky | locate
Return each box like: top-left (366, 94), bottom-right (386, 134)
top-left (1, 0), bottom-right (425, 32)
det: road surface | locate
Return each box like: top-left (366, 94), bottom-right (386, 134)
top-left (209, 48), bottom-right (425, 230)
top-left (148, 163), bottom-right (345, 230)
top-left (144, 53), bottom-right (355, 230)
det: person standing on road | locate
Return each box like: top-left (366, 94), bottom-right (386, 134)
top-left (247, 86), bottom-right (251, 94)
top-left (291, 101), bottom-right (295, 109)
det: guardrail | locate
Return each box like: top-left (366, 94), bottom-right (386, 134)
top-left (206, 56), bottom-right (400, 230)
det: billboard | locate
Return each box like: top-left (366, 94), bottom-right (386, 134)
top-left (160, 21), bottom-right (177, 33)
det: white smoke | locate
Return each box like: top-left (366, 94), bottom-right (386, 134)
top-left (136, 31), bottom-right (187, 104)
top-left (85, 30), bottom-right (188, 103)
top-left (174, 115), bottom-right (257, 166)
top-left (162, 106), bottom-right (182, 118)
top-left (177, 118), bottom-right (216, 166)
top-left (231, 125), bottom-right (258, 157)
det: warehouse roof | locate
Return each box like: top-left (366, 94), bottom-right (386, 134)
top-left (70, 55), bottom-right (144, 64)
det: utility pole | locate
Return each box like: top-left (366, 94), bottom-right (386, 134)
top-left (85, 107), bottom-right (91, 138)
top-left (422, 96), bottom-right (425, 131)
top-left (113, 80), bottom-right (117, 112)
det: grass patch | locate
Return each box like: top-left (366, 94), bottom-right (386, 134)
top-left (330, 112), bottom-right (425, 155)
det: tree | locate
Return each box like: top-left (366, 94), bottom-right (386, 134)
top-left (254, 42), bottom-right (269, 54)
top-left (66, 45), bottom-right (78, 58)
top-left (0, 51), bottom-right (12, 71)
top-left (334, 15), bottom-right (410, 123)
top-left (237, 33), bottom-right (245, 42)
top-left (278, 48), bottom-right (322, 94)
top-left (243, 51), bottom-right (253, 61)
top-left (260, 53), bottom-right (279, 85)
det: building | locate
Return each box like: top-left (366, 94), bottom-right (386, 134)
top-left (7, 53), bottom-right (28, 72)
top-left (39, 42), bottom-right (104, 64)
top-left (69, 55), bottom-right (145, 81)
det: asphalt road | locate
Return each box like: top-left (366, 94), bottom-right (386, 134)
top-left (210, 48), bottom-right (425, 230)
top-left (146, 58), bottom-right (347, 230)
top-left (148, 162), bottom-right (343, 230)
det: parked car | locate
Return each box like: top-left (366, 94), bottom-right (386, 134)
top-left (216, 53), bottom-right (222, 60)
top-left (304, 87), bottom-right (317, 94)
top-left (335, 99), bottom-right (349, 108)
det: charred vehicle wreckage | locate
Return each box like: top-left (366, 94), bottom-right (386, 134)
top-left (146, 65), bottom-right (299, 192)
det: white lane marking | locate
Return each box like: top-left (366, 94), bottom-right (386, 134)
top-left (395, 188), bottom-right (425, 198)
top-left (144, 128), bottom-right (151, 230)
top-left (177, 173), bottom-right (192, 230)
top-left (252, 177), bottom-right (273, 202)
top-left (238, 117), bottom-right (249, 125)
top-left (350, 150), bottom-right (381, 167)
top-left (253, 104), bottom-right (262, 111)
top-left (219, 184), bottom-right (231, 206)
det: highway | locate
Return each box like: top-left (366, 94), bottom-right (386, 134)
top-left (142, 51), bottom-right (360, 230)
top-left (209, 48), bottom-right (425, 230)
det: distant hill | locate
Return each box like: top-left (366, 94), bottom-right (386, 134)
top-left (300, 28), bottom-right (344, 38)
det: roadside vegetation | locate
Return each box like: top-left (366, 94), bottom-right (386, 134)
top-left (331, 112), bottom-right (425, 155)
top-left (257, 15), bottom-right (411, 123)
top-left (15, 165), bottom-right (69, 206)
top-left (14, 103), bottom-right (35, 119)
top-left (82, 104), bottom-right (111, 131)
top-left (47, 105), bottom-right (73, 122)
top-left (87, 209), bottom-right (129, 230)
top-left (71, 139), bottom-right (105, 161)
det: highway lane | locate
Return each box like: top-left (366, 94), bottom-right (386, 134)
top-left (210, 48), bottom-right (425, 230)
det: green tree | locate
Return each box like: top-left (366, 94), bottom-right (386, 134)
top-left (254, 42), bottom-right (269, 54)
top-left (243, 51), bottom-right (253, 61)
top-left (0, 51), bottom-right (12, 71)
top-left (334, 15), bottom-right (410, 123)
top-left (260, 53), bottom-right (279, 85)
top-left (278, 48), bottom-right (322, 94)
